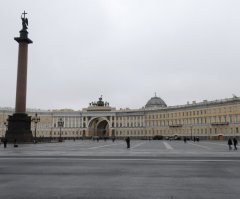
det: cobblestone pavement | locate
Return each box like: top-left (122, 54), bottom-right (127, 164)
top-left (0, 140), bottom-right (239, 199)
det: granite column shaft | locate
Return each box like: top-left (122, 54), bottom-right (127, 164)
top-left (15, 42), bottom-right (28, 113)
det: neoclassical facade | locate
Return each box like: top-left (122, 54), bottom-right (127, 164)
top-left (1, 95), bottom-right (240, 140)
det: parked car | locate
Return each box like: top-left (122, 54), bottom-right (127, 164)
top-left (153, 135), bottom-right (163, 140)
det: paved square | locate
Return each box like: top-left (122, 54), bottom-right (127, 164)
top-left (0, 140), bottom-right (239, 199)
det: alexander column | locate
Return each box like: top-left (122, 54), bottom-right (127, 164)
top-left (5, 11), bottom-right (33, 142)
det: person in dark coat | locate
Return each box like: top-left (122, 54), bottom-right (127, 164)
top-left (233, 137), bottom-right (238, 150)
top-left (112, 137), bottom-right (115, 142)
top-left (228, 138), bottom-right (233, 150)
top-left (184, 137), bottom-right (187, 143)
top-left (125, 137), bottom-right (130, 148)
top-left (13, 138), bottom-right (18, 148)
top-left (3, 138), bottom-right (7, 148)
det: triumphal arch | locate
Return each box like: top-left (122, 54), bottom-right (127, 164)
top-left (84, 96), bottom-right (116, 137)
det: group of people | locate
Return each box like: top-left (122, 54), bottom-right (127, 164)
top-left (91, 136), bottom-right (130, 148)
top-left (183, 136), bottom-right (200, 143)
top-left (228, 137), bottom-right (238, 150)
top-left (1, 136), bottom-right (238, 151)
top-left (1, 138), bottom-right (18, 148)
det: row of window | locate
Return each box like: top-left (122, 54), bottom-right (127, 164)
top-left (115, 127), bottom-right (239, 136)
top-left (49, 113), bottom-right (240, 129)
top-left (146, 106), bottom-right (239, 119)
top-left (146, 115), bottom-right (239, 127)
top-left (0, 127), bottom-right (239, 137)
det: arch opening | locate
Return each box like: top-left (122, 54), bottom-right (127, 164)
top-left (88, 117), bottom-right (110, 137)
top-left (96, 120), bottom-right (109, 137)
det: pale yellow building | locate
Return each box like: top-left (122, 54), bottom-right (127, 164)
top-left (1, 95), bottom-right (240, 140)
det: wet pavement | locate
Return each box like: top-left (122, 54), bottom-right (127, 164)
top-left (0, 140), bottom-right (239, 199)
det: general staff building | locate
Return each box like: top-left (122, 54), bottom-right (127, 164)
top-left (1, 95), bottom-right (240, 140)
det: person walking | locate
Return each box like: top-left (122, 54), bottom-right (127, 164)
top-left (125, 136), bottom-right (130, 148)
top-left (233, 137), bottom-right (238, 150)
top-left (184, 137), bottom-right (187, 143)
top-left (3, 138), bottom-right (7, 148)
top-left (112, 137), bottom-right (115, 142)
top-left (228, 137), bottom-right (233, 150)
top-left (13, 138), bottom-right (18, 148)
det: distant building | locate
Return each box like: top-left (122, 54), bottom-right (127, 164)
top-left (1, 95), bottom-right (239, 140)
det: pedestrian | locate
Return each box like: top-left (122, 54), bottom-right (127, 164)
top-left (233, 137), bottom-right (238, 150)
top-left (125, 136), bottom-right (130, 148)
top-left (112, 137), bottom-right (115, 142)
top-left (228, 137), bottom-right (233, 150)
top-left (3, 138), bottom-right (7, 148)
top-left (184, 137), bottom-right (187, 143)
top-left (14, 138), bottom-right (18, 148)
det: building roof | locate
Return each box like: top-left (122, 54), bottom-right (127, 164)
top-left (145, 95), bottom-right (167, 109)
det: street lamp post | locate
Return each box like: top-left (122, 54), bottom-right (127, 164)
top-left (58, 118), bottom-right (64, 142)
top-left (31, 113), bottom-right (40, 143)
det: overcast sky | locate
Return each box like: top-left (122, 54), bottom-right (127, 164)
top-left (1, 0), bottom-right (240, 110)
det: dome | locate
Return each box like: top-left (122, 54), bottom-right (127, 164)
top-left (145, 95), bottom-right (167, 108)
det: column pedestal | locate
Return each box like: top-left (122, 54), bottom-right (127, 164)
top-left (6, 113), bottom-right (33, 142)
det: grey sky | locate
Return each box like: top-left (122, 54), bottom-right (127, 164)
top-left (1, 0), bottom-right (240, 110)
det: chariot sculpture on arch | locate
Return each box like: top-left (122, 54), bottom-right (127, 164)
top-left (21, 11), bottom-right (28, 30)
